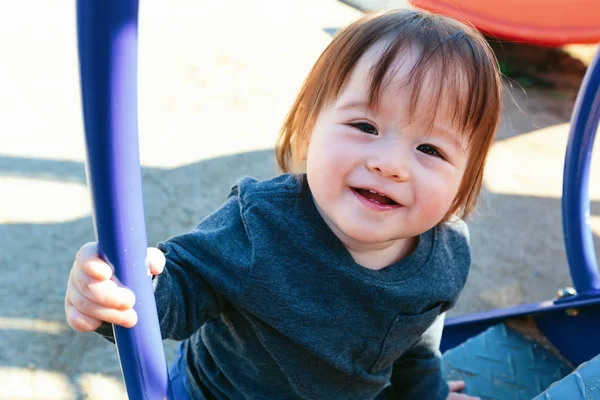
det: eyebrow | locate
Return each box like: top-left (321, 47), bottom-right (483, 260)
top-left (334, 99), bottom-right (370, 112)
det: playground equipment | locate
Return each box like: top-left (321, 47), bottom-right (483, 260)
top-left (76, 1), bottom-right (600, 398)
top-left (440, 35), bottom-right (600, 400)
top-left (411, 0), bottom-right (600, 46)
top-left (76, 1), bottom-right (172, 398)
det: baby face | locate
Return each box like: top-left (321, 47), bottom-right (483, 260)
top-left (305, 46), bottom-right (469, 255)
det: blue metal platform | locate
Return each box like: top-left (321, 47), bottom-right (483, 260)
top-left (442, 324), bottom-right (572, 399)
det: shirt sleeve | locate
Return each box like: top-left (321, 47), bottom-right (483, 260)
top-left (388, 312), bottom-right (449, 400)
top-left (95, 187), bottom-right (254, 342)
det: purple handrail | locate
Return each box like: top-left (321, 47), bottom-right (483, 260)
top-left (562, 46), bottom-right (600, 297)
top-left (76, 1), bottom-right (173, 398)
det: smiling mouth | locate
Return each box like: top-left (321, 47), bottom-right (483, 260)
top-left (352, 187), bottom-right (399, 206)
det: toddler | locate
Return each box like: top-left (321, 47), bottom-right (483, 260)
top-left (65, 9), bottom-right (501, 399)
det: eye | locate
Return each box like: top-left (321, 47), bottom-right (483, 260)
top-left (417, 144), bottom-right (445, 159)
top-left (350, 122), bottom-right (378, 135)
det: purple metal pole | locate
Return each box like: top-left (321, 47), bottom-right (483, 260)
top-left (76, 1), bottom-right (173, 398)
top-left (561, 46), bottom-right (600, 297)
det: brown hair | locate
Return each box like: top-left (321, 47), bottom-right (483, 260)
top-left (275, 9), bottom-right (502, 221)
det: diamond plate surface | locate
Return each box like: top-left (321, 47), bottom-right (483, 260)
top-left (533, 353), bottom-right (600, 399)
top-left (442, 324), bottom-right (572, 399)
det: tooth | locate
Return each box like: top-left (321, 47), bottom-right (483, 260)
top-left (369, 189), bottom-right (377, 193)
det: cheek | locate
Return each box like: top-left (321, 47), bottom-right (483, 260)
top-left (416, 169), bottom-right (462, 212)
top-left (308, 136), bottom-right (353, 169)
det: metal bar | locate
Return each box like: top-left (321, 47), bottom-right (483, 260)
top-left (76, 1), bottom-right (172, 398)
top-left (445, 294), bottom-right (600, 327)
top-left (562, 46), bottom-right (600, 296)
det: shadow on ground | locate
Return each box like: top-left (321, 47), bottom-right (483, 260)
top-left (1, 149), bottom-right (277, 395)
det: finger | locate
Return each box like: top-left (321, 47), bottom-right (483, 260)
top-left (76, 242), bottom-right (100, 265)
top-left (75, 242), bottom-right (116, 282)
top-left (71, 266), bottom-right (136, 310)
top-left (78, 256), bottom-right (115, 281)
top-left (147, 247), bottom-right (166, 276)
top-left (68, 281), bottom-right (138, 328)
top-left (65, 297), bottom-right (103, 332)
top-left (448, 381), bottom-right (466, 391)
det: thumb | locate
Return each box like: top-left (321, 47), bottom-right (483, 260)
top-left (147, 247), bottom-right (166, 276)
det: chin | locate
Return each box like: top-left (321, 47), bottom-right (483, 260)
top-left (341, 224), bottom-right (402, 245)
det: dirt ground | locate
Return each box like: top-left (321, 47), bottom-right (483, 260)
top-left (1, 1), bottom-right (599, 399)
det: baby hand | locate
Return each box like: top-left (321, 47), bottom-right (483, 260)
top-left (65, 242), bottom-right (165, 332)
top-left (447, 381), bottom-right (480, 400)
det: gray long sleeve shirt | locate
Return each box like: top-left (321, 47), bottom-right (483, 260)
top-left (98, 174), bottom-right (471, 399)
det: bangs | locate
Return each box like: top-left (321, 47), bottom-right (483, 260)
top-left (361, 22), bottom-right (500, 145)
top-left (314, 10), bottom-right (501, 145)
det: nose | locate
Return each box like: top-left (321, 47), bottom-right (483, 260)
top-left (367, 142), bottom-right (411, 182)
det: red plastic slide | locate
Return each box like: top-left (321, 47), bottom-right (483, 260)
top-left (410, 0), bottom-right (600, 45)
